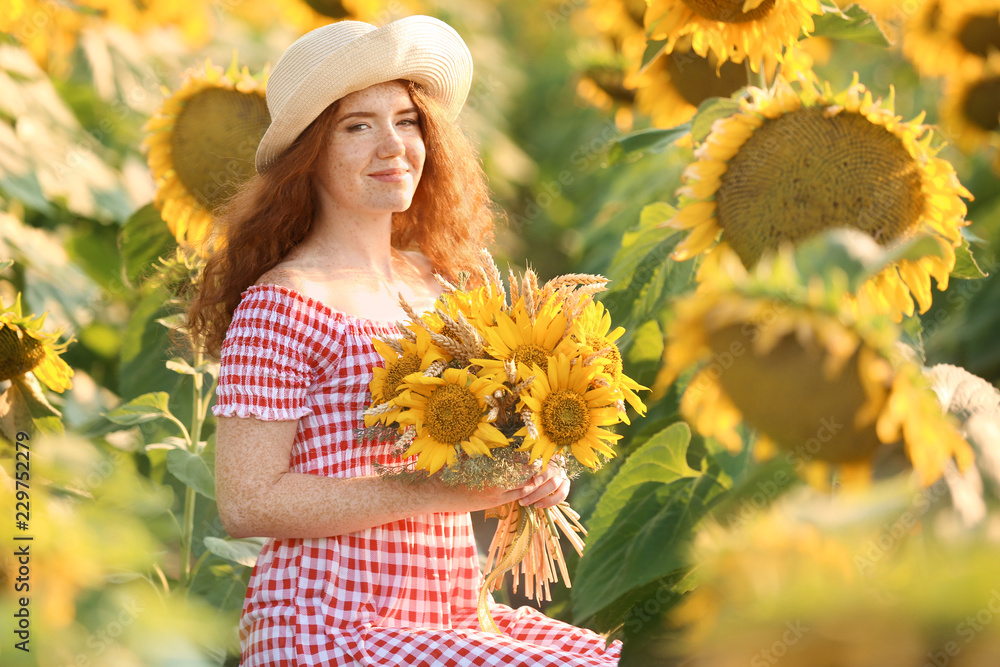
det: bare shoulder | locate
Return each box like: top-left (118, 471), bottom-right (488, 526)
top-left (254, 265), bottom-right (303, 290)
top-left (397, 248), bottom-right (436, 277)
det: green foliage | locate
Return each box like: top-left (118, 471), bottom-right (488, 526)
top-left (606, 124), bottom-right (691, 166)
top-left (572, 424), bottom-right (734, 631)
top-left (811, 4), bottom-right (890, 46)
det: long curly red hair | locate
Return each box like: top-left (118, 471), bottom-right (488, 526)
top-left (187, 81), bottom-right (496, 357)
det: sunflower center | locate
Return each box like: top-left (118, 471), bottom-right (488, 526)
top-left (0, 325), bottom-right (45, 382)
top-left (382, 352), bottom-right (421, 402)
top-left (425, 383), bottom-right (482, 446)
top-left (625, 0), bottom-right (647, 26)
top-left (171, 88), bottom-right (270, 211)
top-left (665, 41), bottom-right (748, 107)
top-left (717, 107), bottom-right (926, 267)
top-left (957, 12), bottom-right (1000, 58)
top-left (681, 0), bottom-right (775, 23)
top-left (587, 334), bottom-right (623, 382)
top-left (513, 344), bottom-right (551, 374)
top-left (541, 389), bottom-right (591, 446)
top-left (585, 66), bottom-right (636, 104)
top-left (301, 0), bottom-right (349, 19)
top-left (707, 324), bottom-right (885, 462)
top-left (962, 76), bottom-right (1000, 132)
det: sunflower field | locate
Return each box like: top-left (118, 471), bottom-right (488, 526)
top-left (1, 0), bottom-right (1000, 665)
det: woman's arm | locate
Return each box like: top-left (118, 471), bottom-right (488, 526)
top-left (215, 416), bottom-right (569, 539)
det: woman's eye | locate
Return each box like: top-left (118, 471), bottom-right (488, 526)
top-left (398, 118), bottom-right (419, 127)
top-left (347, 123), bottom-right (369, 131)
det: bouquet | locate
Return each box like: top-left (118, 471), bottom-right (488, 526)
top-left (362, 251), bottom-right (646, 633)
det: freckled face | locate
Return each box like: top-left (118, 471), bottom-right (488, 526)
top-left (315, 81), bottom-right (426, 215)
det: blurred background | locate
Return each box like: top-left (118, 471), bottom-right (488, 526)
top-left (1, 0), bottom-right (999, 665)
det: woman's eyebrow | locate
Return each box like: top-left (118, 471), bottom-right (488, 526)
top-left (337, 107), bottom-right (419, 122)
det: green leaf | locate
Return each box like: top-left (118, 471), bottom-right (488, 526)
top-left (120, 203), bottom-right (177, 285)
top-left (602, 202), bottom-right (693, 335)
top-left (166, 448), bottom-right (216, 500)
top-left (574, 424), bottom-right (729, 625)
top-left (119, 283), bottom-right (184, 402)
top-left (573, 472), bottom-right (726, 623)
top-left (606, 123), bottom-right (691, 166)
top-left (0, 259), bottom-right (14, 273)
top-left (104, 391), bottom-right (173, 426)
top-left (811, 5), bottom-right (890, 46)
top-left (585, 423), bottom-right (697, 547)
top-left (640, 39), bottom-right (668, 71)
top-left (0, 172), bottom-right (53, 214)
top-left (690, 97), bottom-right (742, 145)
top-left (952, 238), bottom-right (988, 279)
top-left (203, 536), bottom-right (266, 567)
top-left (638, 202), bottom-right (676, 228)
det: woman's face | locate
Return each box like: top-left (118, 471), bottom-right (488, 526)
top-left (316, 80), bottom-right (426, 215)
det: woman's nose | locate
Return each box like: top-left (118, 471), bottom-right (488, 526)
top-left (378, 126), bottom-right (406, 158)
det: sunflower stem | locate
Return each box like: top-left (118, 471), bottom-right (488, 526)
top-left (746, 58), bottom-right (767, 91)
top-left (179, 347), bottom-right (208, 593)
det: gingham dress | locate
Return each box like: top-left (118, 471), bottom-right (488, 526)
top-left (213, 284), bottom-right (621, 667)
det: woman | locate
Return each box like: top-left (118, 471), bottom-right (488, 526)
top-left (187, 15), bottom-right (621, 667)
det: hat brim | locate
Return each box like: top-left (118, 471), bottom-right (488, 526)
top-left (255, 16), bottom-right (472, 174)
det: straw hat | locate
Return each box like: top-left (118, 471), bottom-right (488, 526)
top-left (255, 15), bottom-right (473, 173)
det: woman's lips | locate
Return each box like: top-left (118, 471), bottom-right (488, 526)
top-left (368, 169), bottom-right (408, 182)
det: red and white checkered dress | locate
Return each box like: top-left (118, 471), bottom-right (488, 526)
top-left (214, 284), bottom-right (621, 666)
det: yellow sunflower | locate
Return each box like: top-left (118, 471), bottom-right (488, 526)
top-left (903, 0), bottom-right (1000, 80)
top-left (571, 300), bottom-right (647, 422)
top-left (575, 0), bottom-right (648, 128)
top-left (1, 0), bottom-right (214, 75)
top-left (654, 249), bottom-right (972, 487)
top-left (941, 62), bottom-right (1000, 153)
top-left (477, 297), bottom-right (577, 383)
top-left (394, 368), bottom-right (509, 474)
top-left (516, 354), bottom-right (622, 469)
top-left (366, 328), bottom-right (450, 427)
top-left (0, 294), bottom-right (73, 393)
top-left (667, 76), bottom-right (973, 321)
top-left (630, 37), bottom-right (753, 128)
top-left (644, 0), bottom-right (823, 71)
top-left (576, 63), bottom-right (637, 131)
top-left (142, 58), bottom-right (270, 249)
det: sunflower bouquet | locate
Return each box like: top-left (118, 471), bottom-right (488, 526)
top-left (362, 251), bottom-right (646, 632)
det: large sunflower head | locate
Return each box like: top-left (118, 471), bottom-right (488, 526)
top-left (516, 354), bottom-right (623, 469)
top-left (393, 368), bottom-right (509, 474)
top-left (644, 0), bottom-right (822, 71)
top-left (654, 247), bottom-right (973, 487)
top-left (0, 294), bottom-right (73, 393)
top-left (142, 57), bottom-right (269, 250)
top-left (667, 76), bottom-right (973, 321)
top-left (366, 328), bottom-right (450, 428)
top-left (903, 0), bottom-right (1000, 79)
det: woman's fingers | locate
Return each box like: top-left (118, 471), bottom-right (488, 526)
top-left (516, 467), bottom-right (570, 508)
top-left (529, 475), bottom-right (570, 510)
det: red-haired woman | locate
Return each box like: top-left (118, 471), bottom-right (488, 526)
top-left (187, 15), bottom-right (621, 667)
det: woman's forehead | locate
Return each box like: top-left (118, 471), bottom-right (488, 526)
top-left (335, 81), bottom-right (414, 114)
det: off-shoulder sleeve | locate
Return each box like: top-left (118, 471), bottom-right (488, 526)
top-left (213, 286), bottom-right (332, 421)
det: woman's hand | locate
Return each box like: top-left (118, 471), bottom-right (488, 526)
top-left (514, 463), bottom-right (570, 510)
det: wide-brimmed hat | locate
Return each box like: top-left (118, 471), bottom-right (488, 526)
top-left (255, 15), bottom-right (473, 173)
